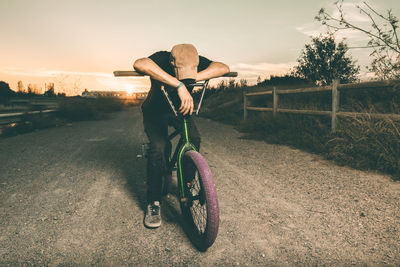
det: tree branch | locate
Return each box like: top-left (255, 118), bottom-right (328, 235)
top-left (363, 2), bottom-right (391, 23)
top-left (319, 8), bottom-right (400, 53)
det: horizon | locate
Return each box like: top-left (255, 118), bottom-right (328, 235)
top-left (1, 0), bottom-right (399, 96)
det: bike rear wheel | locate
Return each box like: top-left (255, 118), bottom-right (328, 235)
top-left (179, 150), bottom-right (219, 251)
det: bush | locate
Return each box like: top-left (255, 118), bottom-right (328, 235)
top-left (201, 83), bottom-right (400, 180)
top-left (57, 98), bottom-right (100, 121)
top-left (327, 116), bottom-right (400, 177)
top-left (0, 96), bottom-right (128, 138)
top-left (0, 81), bottom-right (15, 104)
top-left (1, 113), bottom-right (60, 137)
top-left (237, 112), bottom-right (331, 153)
top-left (57, 97), bottom-right (126, 121)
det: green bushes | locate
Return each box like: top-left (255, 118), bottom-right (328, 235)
top-left (327, 116), bottom-right (400, 177)
top-left (91, 97), bottom-right (125, 113)
top-left (57, 98), bottom-right (100, 121)
top-left (1, 96), bottom-right (127, 138)
top-left (201, 85), bottom-right (400, 180)
top-left (235, 112), bottom-right (331, 153)
top-left (1, 113), bottom-right (60, 137)
top-left (57, 97), bottom-right (125, 121)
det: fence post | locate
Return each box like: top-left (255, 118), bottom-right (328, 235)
top-left (273, 86), bottom-right (278, 117)
top-left (243, 91), bottom-right (247, 120)
top-left (331, 79), bottom-right (340, 132)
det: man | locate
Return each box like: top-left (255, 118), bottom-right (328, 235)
top-left (133, 44), bottom-right (229, 228)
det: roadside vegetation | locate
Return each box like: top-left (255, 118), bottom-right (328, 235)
top-left (197, 0), bottom-right (400, 179)
top-left (0, 80), bottom-right (131, 137)
top-left (57, 97), bottom-right (126, 121)
top-left (198, 1), bottom-right (400, 180)
top-left (198, 78), bottom-right (400, 180)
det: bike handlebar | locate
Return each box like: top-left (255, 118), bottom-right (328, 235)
top-left (113, 70), bottom-right (238, 78)
top-left (113, 69), bottom-right (238, 117)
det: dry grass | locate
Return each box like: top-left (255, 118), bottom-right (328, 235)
top-left (57, 97), bottom-right (126, 121)
top-left (327, 115), bottom-right (400, 177)
top-left (1, 97), bottom-right (129, 138)
top-left (200, 86), bottom-right (400, 180)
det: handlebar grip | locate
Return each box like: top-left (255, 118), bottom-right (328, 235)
top-left (113, 71), bottom-right (144, 77)
top-left (222, 72), bottom-right (238, 77)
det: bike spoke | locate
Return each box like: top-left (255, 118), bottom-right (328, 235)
top-left (189, 171), bottom-right (208, 234)
top-left (191, 201), bottom-right (207, 233)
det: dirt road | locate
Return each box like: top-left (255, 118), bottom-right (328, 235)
top-left (0, 107), bottom-right (399, 266)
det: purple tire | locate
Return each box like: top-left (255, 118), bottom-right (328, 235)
top-left (180, 150), bottom-right (219, 251)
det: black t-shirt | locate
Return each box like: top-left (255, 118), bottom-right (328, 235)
top-left (141, 51), bottom-right (212, 114)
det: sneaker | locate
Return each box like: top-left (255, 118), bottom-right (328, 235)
top-left (144, 201), bottom-right (161, 228)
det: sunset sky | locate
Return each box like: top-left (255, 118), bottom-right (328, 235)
top-left (1, 0), bottom-right (399, 95)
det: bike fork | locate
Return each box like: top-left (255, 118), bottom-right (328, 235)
top-left (177, 118), bottom-right (198, 203)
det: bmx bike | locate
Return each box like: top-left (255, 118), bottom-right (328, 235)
top-left (114, 70), bottom-right (237, 251)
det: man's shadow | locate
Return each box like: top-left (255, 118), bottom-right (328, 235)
top-left (88, 113), bottom-right (203, 250)
top-left (94, 129), bottom-right (183, 226)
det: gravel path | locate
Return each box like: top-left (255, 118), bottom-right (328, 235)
top-left (0, 107), bottom-right (399, 266)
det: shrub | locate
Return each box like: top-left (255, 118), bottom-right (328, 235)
top-left (92, 97), bottom-right (125, 113)
top-left (56, 97), bottom-right (126, 121)
top-left (1, 113), bottom-right (59, 137)
top-left (57, 98), bottom-right (100, 121)
top-left (327, 116), bottom-right (400, 177)
top-left (201, 83), bottom-right (400, 180)
top-left (1, 96), bottom-right (127, 138)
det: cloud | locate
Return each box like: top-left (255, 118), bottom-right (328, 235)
top-left (295, 23), bottom-right (368, 43)
top-left (296, 0), bottom-right (376, 43)
top-left (95, 76), bottom-right (150, 92)
top-left (0, 67), bottom-right (150, 94)
top-left (331, 1), bottom-right (372, 23)
top-left (1, 68), bottom-right (52, 77)
top-left (230, 62), bottom-right (297, 82)
top-left (295, 23), bottom-right (325, 38)
top-left (1, 67), bottom-right (114, 78)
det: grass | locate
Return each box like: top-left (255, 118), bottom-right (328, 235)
top-left (327, 116), bottom-right (400, 177)
top-left (0, 96), bottom-right (130, 138)
top-left (57, 96), bottom-right (126, 121)
top-left (0, 113), bottom-right (62, 137)
top-left (200, 85), bottom-right (400, 180)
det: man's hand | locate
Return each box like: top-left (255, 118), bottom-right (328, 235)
top-left (177, 85), bottom-right (193, 115)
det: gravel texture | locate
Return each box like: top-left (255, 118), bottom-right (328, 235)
top-left (0, 107), bottom-right (399, 266)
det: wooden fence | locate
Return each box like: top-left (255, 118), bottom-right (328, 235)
top-left (243, 79), bottom-right (400, 132)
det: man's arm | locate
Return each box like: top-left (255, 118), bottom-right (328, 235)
top-left (133, 57), bottom-right (193, 115)
top-left (196, 62), bottom-right (230, 82)
top-left (133, 58), bottom-right (181, 88)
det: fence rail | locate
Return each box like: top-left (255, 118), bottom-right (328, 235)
top-left (0, 97), bottom-right (59, 126)
top-left (243, 79), bottom-right (400, 132)
top-left (0, 110), bottom-right (57, 125)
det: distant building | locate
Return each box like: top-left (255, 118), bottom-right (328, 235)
top-left (134, 92), bottom-right (148, 100)
top-left (81, 89), bottom-right (148, 100)
top-left (82, 90), bottom-right (127, 98)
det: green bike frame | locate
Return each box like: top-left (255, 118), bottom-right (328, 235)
top-left (161, 83), bottom-right (205, 203)
top-left (176, 117), bottom-right (198, 202)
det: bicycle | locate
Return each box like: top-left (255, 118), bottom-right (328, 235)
top-left (114, 70), bottom-right (237, 251)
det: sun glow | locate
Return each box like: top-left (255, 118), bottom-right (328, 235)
top-left (124, 84), bottom-right (135, 95)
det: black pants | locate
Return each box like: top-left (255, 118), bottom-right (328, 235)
top-left (142, 111), bottom-right (201, 203)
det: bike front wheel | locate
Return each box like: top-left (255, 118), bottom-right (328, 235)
top-left (179, 150), bottom-right (219, 251)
